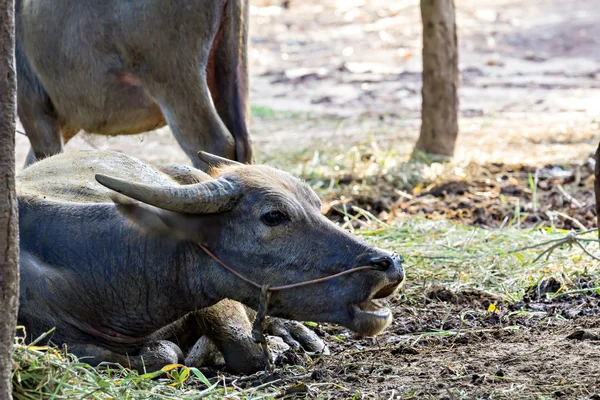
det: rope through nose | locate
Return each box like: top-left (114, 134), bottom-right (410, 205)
top-left (197, 243), bottom-right (385, 292)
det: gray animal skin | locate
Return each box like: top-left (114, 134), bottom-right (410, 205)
top-left (16, 0), bottom-right (252, 167)
top-left (17, 150), bottom-right (405, 374)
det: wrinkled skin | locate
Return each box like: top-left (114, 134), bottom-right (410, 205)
top-left (17, 150), bottom-right (404, 374)
top-left (16, 0), bottom-right (252, 167)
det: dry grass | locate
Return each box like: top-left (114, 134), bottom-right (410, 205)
top-left (11, 328), bottom-right (231, 399)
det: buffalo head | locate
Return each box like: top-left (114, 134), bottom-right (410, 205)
top-left (95, 152), bottom-right (404, 336)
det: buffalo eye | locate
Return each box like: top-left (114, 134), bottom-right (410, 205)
top-left (261, 210), bottom-right (288, 226)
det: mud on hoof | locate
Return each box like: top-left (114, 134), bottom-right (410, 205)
top-left (273, 347), bottom-right (311, 368)
top-left (184, 335), bottom-right (302, 372)
top-left (185, 334), bottom-right (268, 375)
top-left (138, 340), bottom-right (184, 372)
top-left (265, 318), bottom-right (329, 355)
top-left (185, 336), bottom-right (225, 369)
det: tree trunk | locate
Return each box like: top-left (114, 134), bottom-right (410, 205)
top-left (0, 0), bottom-right (19, 398)
top-left (595, 142), bottom-right (600, 239)
top-left (414, 0), bottom-right (459, 158)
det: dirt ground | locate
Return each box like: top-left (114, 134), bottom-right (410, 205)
top-left (201, 277), bottom-right (600, 399)
top-left (13, 0), bottom-right (600, 398)
top-left (246, 0), bottom-right (600, 165)
top-left (324, 160), bottom-right (598, 231)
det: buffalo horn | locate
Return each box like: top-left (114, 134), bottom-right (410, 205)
top-left (197, 151), bottom-right (243, 167)
top-left (95, 174), bottom-right (240, 214)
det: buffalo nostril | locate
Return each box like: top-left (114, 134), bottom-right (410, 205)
top-left (369, 255), bottom-right (393, 270)
top-left (369, 252), bottom-right (405, 283)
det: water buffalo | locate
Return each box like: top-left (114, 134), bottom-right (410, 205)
top-left (17, 150), bottom-right (404, 373)
top-left (16, 0), bottom-right (251, 167)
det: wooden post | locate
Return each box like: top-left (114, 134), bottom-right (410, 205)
top-left (414, 0), bottom-right (459, 158)
top-left (595, 143), bottom-right (600, 239)
top-left (0, 0), bottom-right (19, 397)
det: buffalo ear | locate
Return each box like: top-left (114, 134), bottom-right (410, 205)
top-left (110, 194), bottom-right (214, 243)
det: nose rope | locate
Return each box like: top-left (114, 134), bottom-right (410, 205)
top-left (198, 243), bottom-right (384, 291)
top-left (197, 242), bottom-right (386, 373)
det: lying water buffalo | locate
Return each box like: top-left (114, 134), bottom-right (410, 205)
top-left (16, 0), bottom-right (251, 167)
top-left (17, 150), bottom-right (404, 373)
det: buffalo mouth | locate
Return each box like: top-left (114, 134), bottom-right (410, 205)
top-left (348, 299), bottom-right (392, 337)
top-left (348, 297), bottom-right (394, 337)
top-left (346, 278), bottom-right (403, 336)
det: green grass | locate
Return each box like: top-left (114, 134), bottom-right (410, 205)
top-left (365, 217), bottom-right (599, 300)
top-left (250, 106), bottom-right (277, 118)
top-left (250, 105), bottom-right (306, 121)
top-left (13, 336), bottom-right (216, 399)
top-left (12, 330), bottom-right (278, 399)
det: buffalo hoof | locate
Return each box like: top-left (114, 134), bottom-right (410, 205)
top-left (185, 336), bottom-right (225, 368)
top-left (138, 340), bottom-right (184, 371)
top-left (265, 318), bottom-right (329, 355)
top-left (187, 334), bottom-right (268, 374)
top-left (185, 334), bottom-right (309, 373)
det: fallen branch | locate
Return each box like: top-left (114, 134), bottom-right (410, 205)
top-left (556, 184), bottom-right (584, 208)
top-left (510, 228), bottom-right (600, 263)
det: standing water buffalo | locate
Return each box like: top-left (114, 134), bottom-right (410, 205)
top-left (16, 0), bottom-right (252, 167)
top-left (17, 150), bottom-right (405, 373)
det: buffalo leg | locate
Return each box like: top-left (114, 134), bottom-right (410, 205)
top-left (244, 307), bottom-right (327, 354)
top-left (17, 59), bottom-right (63, 166)
top-left (595, 142), bottom-right (600, 239)
top-left (16, 12), bottom-right (64, 167)
top-left (21, 115), bottom-right (63, 167)
top-left (149, 74), bottom-right (236, 169)
top-left (207, 0), bottom-right (253, 163)
top-left (69, 340), bottom-right (183, 373)
top-left (130, 12), bottom-right (237, 168)
top-left (185, 299), bottom-right (268, 374)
